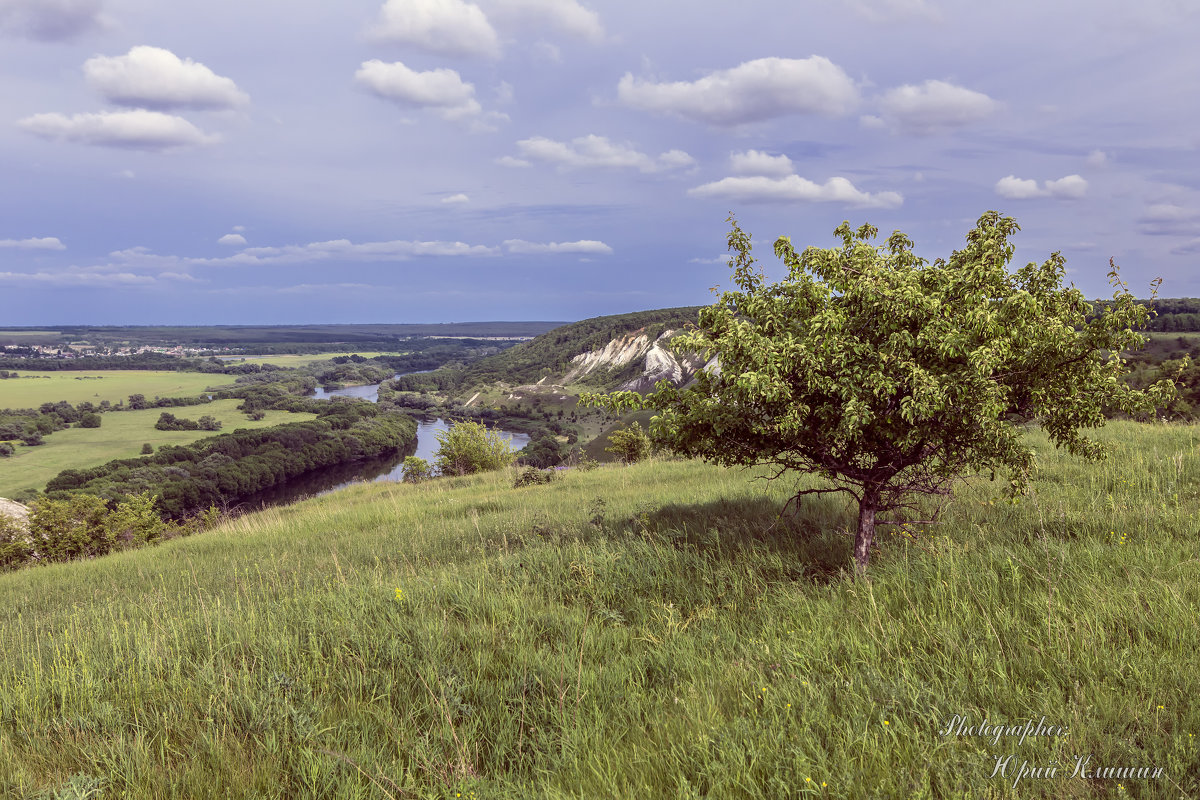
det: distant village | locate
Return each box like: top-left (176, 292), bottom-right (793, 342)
top-left (0, 344), bottom-right (235, 360)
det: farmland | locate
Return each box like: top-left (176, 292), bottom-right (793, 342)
top-left (0, 400), bottom-right (316, 498)
top-left (0, 371), bottom-right (228, 408)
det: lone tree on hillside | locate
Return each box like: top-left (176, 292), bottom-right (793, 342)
top-left (582, 212), bottom-right (1180, 576)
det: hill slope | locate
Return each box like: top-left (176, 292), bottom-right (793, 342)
top-left (1, 420), bottom-right (1197, 798)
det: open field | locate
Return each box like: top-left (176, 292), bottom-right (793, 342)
top-left (0, 370), bottom-right (229, 409)
top-left (0, 400), bottom-right (316, 498)
top-left (0, 420), bottom-right (1195, 798)
top-left (221, 352), bottom-right (404, 368)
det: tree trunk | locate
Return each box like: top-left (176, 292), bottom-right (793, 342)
top-left (853, 491), bottom-right (878, 578)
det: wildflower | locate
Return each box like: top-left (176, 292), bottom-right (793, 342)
top-left (394, 587), bottom-right (404, 602)
top-left (883, 720), bottom-right (890, 726)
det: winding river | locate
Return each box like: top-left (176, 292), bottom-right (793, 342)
top-left (234, 376), bottom-right (529, 510)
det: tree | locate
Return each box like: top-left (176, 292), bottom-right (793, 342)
top-left (128, 394), bottom-right (148, 410)
top-left (198, 415), bottom-right (222, 431)
top-left (433, 421), bottom-right (517, 477)
top-left (141, 443), bottom-right (154, 455)
top-left (605, 422), bottom-right (652, 464)
top-left (79, 412), bottom-right (102, 429)
top-left (583, 212), bottom-right (1180, 576)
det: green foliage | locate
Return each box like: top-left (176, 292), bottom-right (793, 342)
top-left (513, 465), bottom-right (555, 487)
top-left (585, 212), bottom-right (1181, 574)
top-left (0, 442), bottom-right (13, 458)
top-left (434, 421), bottom-right (517, 477)
top-left (0, 513), bottom-right (29, 569)
top-left (401, 455), bottom-right (432, 483)
top-left (605, 421), bottom-right (652, 464)
top-left (78, 412), bottom-right (102, 428)
top-left (44, 406), bottom-right (417, 519)
top-left (141, 442), bottom-right (154, 455)
top-left (24, 494), bottom-right (163, 563)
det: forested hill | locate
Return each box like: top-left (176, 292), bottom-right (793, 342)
top-left (395, 307), bottom-right (703, 392)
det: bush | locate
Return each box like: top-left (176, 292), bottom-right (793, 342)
top-left (0, 514), bottom-right (30, 570)
top-left (79, 412), bottom-right (102, 428)
top-left (401, 455), bottom-right (432, 483)
top-left (513, 466), bottom-right (555, 488)
top-left (0, 442), bottom-right (14, 458)
top-left (27, 492), bottom-right (164, 563)
top-left (605, 422), bottom-right (652, 464)
top-left (141, 443), bottom-right (154, 454)
top-left (434, 421), bottom-right (517, 477)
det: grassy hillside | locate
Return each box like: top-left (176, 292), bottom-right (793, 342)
top-left (1, 421), bottom-right (1197, 798)
top-left (0, 400), bottom-right (316, 498)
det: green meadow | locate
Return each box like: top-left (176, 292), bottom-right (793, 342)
top-left (0, 420), bottom-right (1196, 799)
top-left (0, 400), bottom-right (317, 498)
top-left (0, 371), bottom-right (227, 409)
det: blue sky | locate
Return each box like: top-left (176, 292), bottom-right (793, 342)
top-left (1, 0), bottom-right (1198, 324)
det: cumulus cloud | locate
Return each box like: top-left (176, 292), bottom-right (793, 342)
top-left (878, 79), bottom-right (997, 134)
top-left (729, 149), bottom-right (794, 178)
top-left (356, 60), bottom-right (483, 120)
top-left (688, 174), bottom-right (903, 209)
top-left (483, 0), bottom-right (603, 42)
top-left (218, 233), bottom-right (247, 246)
top-left (0, 0), bottom-right (103, 41)
top-left (369, 0), bottom-right (500, 59)
top-left (503, 239), bottom-right (612, 254)
top-left (511, 134), bottom-right (694, 172)
top-left (617, 56), bottom-right (859, 125)
top-left (1086, 149), bottom-right (1110, 167)
top-left (1136, 203), bottom-right (1200, 236)
top-left (18, 110), bottom-right (219, 150)
top-left (84, 46), bottom-right (249, 110)
top-left (0, 237), bottom-right (66, 250)
top-left (441, 193), bottom-right (470, 204)
top-left (994, 174), bottom-right (1088, 200)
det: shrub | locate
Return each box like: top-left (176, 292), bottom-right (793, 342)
top-left (434, 421), bottom-right (517, 477)
top-left (0, 514), bottom-right (30, 571)
top-left (141, 443), bottom-right (154, 454)
top-left (513, 466), bottom-right (555, 488)
top-left (605, 422), bottom-right (652, 464)
top-left (0, 442), bottom-right (14, 458)
top-left (401, 455), bottom-right (432, 483)
top-left (79, 412), bottom-right (102, 429)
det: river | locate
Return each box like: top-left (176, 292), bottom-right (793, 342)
top-left (234, 376), bottom-right (529, 510)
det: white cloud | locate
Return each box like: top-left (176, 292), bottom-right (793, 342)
top-left (1086, 149), bottom-right (1110, 167)
top-left (1137, 203), bottom-right (1200, 236)
top-left (512, 134), bottom-right (694, 172)
top-left (847, 0), bottom-right (940, 22)
top-left (495, 155), bottom-right (531, 167)
top-left (688, 255), bottom-right (733, 265)
top-left (729, 149), bottom-right (794, 178)
top-left (369, 0), bottom-right (500, 59)
top-left (0, 270), bottom-right (153, 288)
top-left (617, 56), bottom-right (859, 125)
top-left (0, 0), bottom-right (103, 41)
top-left (995, 174), bottom-right (1088, 200)
top-left (84, 46), bottom-right (249, 111)
top-left (232, 225), bottom-right (245, 232)
top-left (218, 233), bottom-right (247, 246)
top-left (503, 239), bottom-right (612, 255)
top-left (483, 0), bottom-right (603, 42)
top-left (441, 193), bottom-right (470, 204)
top-left (18, 110), bottom-right (219, 151)
top-left (688, 174), bottom-right (903, 209)
top-left (356, 60), bottom-right (483, 120)
top-left (0, 237), bottom-right (66, 250)
top-left (878, 79), bottom-right (997, 134)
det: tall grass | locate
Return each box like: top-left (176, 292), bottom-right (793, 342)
top-left (0, 420), bottom-right (1197, 799)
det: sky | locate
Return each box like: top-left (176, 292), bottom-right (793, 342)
top-left (1, 0), bottom-right (1198, 325)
